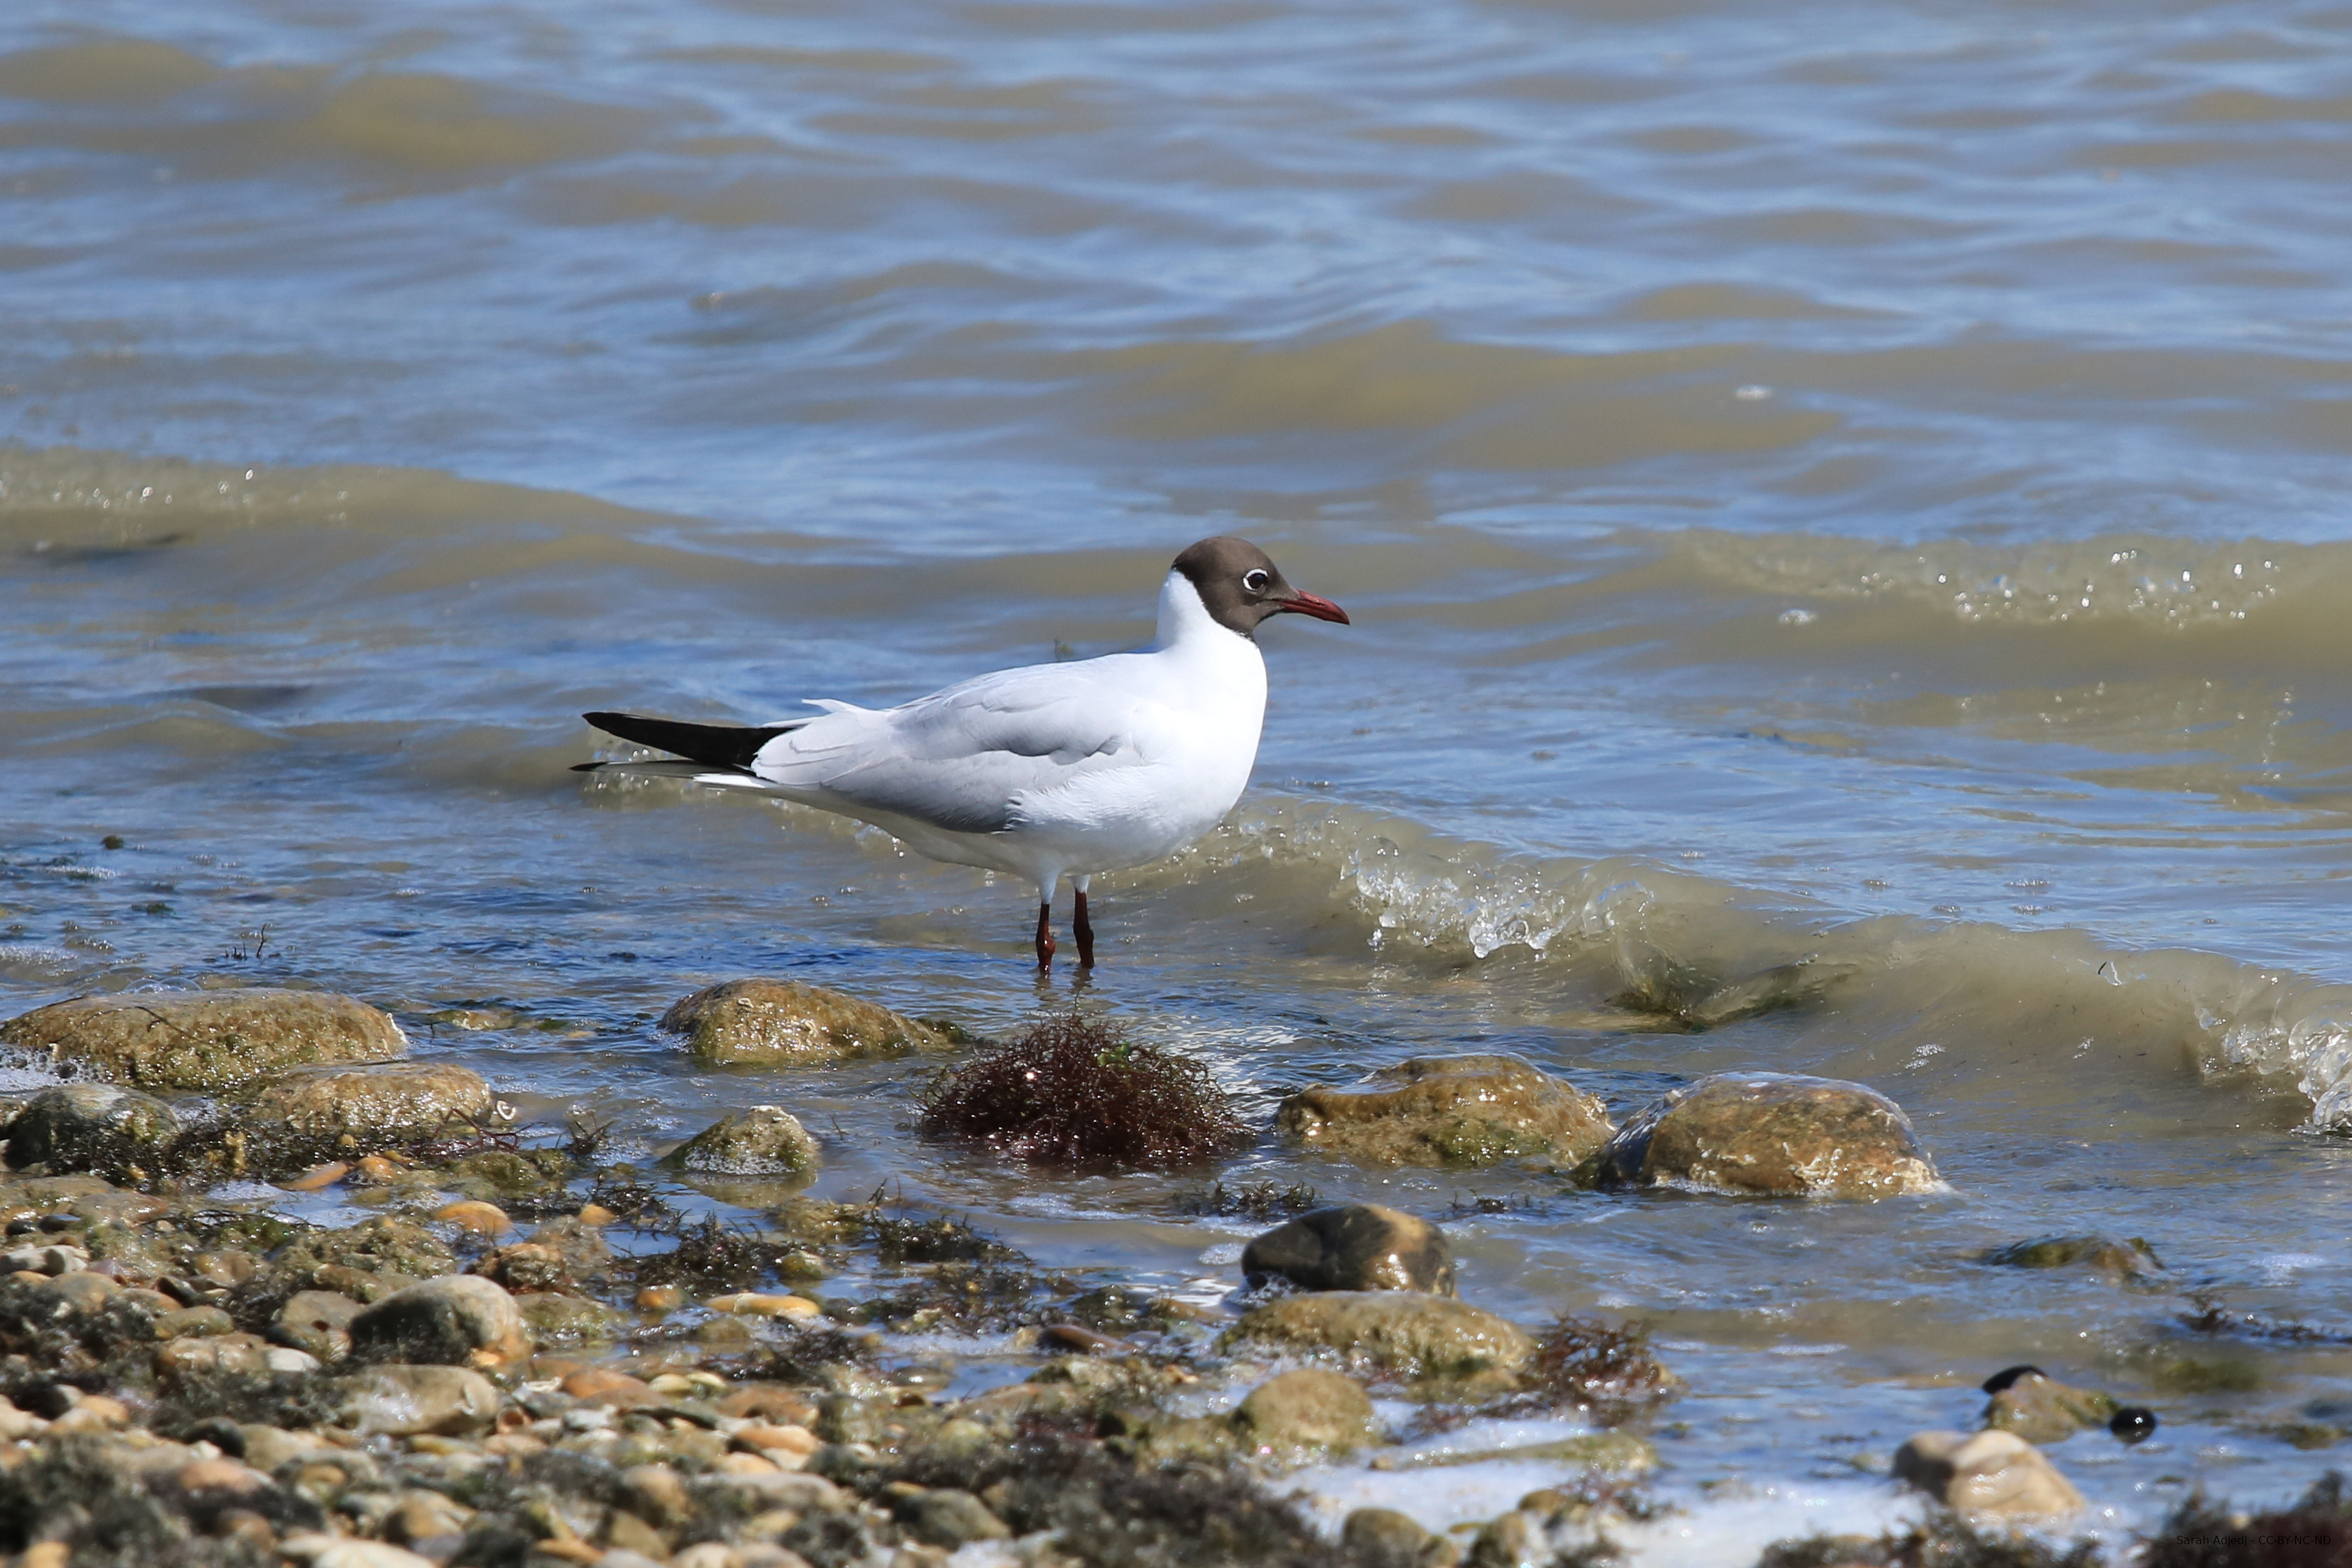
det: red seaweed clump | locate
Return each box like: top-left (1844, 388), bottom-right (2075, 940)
top-left (918, 1013), bottom-right (1248, 1171)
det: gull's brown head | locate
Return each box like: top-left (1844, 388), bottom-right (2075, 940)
top-left (1171, 536), bottom-right (1349, 639)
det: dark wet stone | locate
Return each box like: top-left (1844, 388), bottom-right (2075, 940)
top-left (1343, 1508), bottom-right (1456, 1568)
top-left (250, 1062), bottom-right (493, 1140)
top-left (666, 1106), bottom-right (820, 1176)
top-left (660, 978), bottom-right (951, 1067)
top-left (1225, 1292), bottom-right (1534, 1385)
top-left (1983, 1370), bottom-right (2118, 1444)
top-left (1231, 1369), bottom-right (1378, 1457)
top-left (0, 989), bottom-right (405, 1090)
top-left (5, 1084), bottom-right (179, 1171)
top-left (895, 1488), bottom-right (1010, 1548)
top-left (1242, 1204), bottom-right (1454, 1296)
top-left (2109, 1406), bottom-right (2159, 1444)
top-left (1276, 1054), bottom-right (1613, 1169)
top-left (1590, 1072), bottom-right (1941, 1198)
top-left (1982, 1234), bottom-right (2160, 1281)
top-left (348, 1274), bottom-right (529, 1370)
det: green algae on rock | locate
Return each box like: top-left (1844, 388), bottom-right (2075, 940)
top-left (1983, 1234), bottom-right (2162, 1282)
top-left (1225, 1290), bottom-right (1535, 1385)
top-left (1275, 1053), bottom-right (1614, 1169)
top-left (1230, 1368), bottom-right (1379, 1461)
top-left (660, 978), bottom-right (951, 1067)
top-left (3, 1084), bottom-right (180, 1171)
top-left (1589, 1071), bottom-right (1942, 1199)
top-left (1241, 1204), bottom-right (1454, 1296)
top-left (1983, 1370), bottom-right (2121, 1444)
top-left (0, 989), bottom-right (406, 1090)
top-left (249, 1062), bottom-right (494, 1141)
top-left (667, 1106), bottom-right (820, 1176)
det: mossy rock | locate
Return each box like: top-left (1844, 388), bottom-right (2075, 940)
top-left (4, 1084), bottom-right (179, 1171)
top-left (1983, 1372), bottom-right (2118, 1444)
top-left (515, 1291), bottom-right (628, 1348)
top-left (1276, 1055), bottom-right (1613, 1169)
top-left (667, 1106), bottom-right (820, 1176)
top-left (660, 978), bottom-right (953, 1068)
top-left (249, 1062), bottom-right (494, 1141)
top-left (1, 989), bottom-right (405, 1090)
top-left (1983, 1235), bottom-right (2160, 1282)
top-left (441, 1148), bottom-right (569, 1199)
top-left (1223, 1292), bottom-right (1534, 1387)
top-left (1590, 1072), bottom-right (1942, 1199)
top-left (273, 1216), bottom-right (455, 1285)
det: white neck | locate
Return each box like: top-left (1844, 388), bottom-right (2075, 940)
top-left (1153, 570), bottom-right (1249, 653)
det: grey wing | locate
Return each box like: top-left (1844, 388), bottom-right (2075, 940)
top-left (748, 663), bottom-right (1139, 834)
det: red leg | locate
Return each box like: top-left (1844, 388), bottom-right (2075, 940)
top-left (1034, 900), bottom-right (1055, 971)
top-left (1074, 888), bottom-right (1095, 969)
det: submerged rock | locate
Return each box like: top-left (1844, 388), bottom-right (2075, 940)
top-left (1276, 1054), bottom-right (1613, 1168)
top-left (273, 1216), bottom-right (455, 1288)
top-left (660, 979), bottom-right (950, 1067)
top-left (4, 1084), bottom-right (180, 1170)
top-left (1227, 1292), bottom-right (1534, 1384)
top-left (1982, 1234), bottom-right (2160, 1282)
top-left (1342, 1509), bottom-right (1455, 1568)
top-left (1242, 1204), bottom-right (1455, 1296)
top-left (667, 1106), bottom-right (820, 1176)
top-left (250, 1062), bottom-right (494, 1140)
top-left (1590, 1072), bottom-right (1941, 1198)
top-left (1232, 1369), bottom-right (1378, 1458)
top-left (1893, 1428), bottom-right (2084, 1521)
top-left (1, 988), bottom-right (405, 1090)
top-left (1983, 1370), bottom-right (2120, 1444)
top-left (348, 1274), bottom-right (530, 1370)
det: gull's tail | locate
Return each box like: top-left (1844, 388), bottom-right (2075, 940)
top-left (573, 711), bottom-right (805, 780)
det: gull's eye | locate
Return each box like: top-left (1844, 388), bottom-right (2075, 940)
top-left (1242, 568), bottom-right (1271, 594)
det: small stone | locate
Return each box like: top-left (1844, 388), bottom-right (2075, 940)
top-left (432, 1199), bottom-right (512, 1236)
top-left (1, 1242), bottom-right (86, 1276)
top-left (276, 1290), bottom-right (364, 1362)
top-left (34, 1270), bottom-right (119, 1313)
top-left (1276, 1054), bottom-right (1614, 1168)
top-left (1, 989), bottom-right (406, 1090)
top-left (348, 1274), bottom-right (531, 1369)
top-left (660, 978), bottom-right (950, 1067)
top-left (250, 1063), bottom-right (494, 1140)
top-left (1592, 1073), bottom-right (1942, 1198)
top-left (667, 1107), bottom-right (821, 1176)
top-left (354, 1155), bottom-right (404, 1183)
top-left (283, 1532), bottom-right (441, 1568)
top-left (671, 1546), bottom-right (739, 1568)
top-left (601, 1512), bottom-right (671, 1559)
top-left (562, 1368), bottom-right (657, 1407)
top-left (635, 1285), bottom-right (684, 1315)
top-left (1983, 1371), bottom-right (2120, 1444)
top-left (157, 1332), bottom-right (273, 1385)
top-left (1242, 1204), bottom-right (1454, 1295)
top-left (1893, 1428), bottom-right (2085, 1521)
top-left (478, 1241), bottom-right (571, 1293)
top-left (1342, 1509), bottom-right (1453, 1567)
top-left (707, 1292), bottom-right (821, 1319)
top-left (6, 1084), bottom-right (180, 1171)
top-left (1467, 1511), bottom-right (1539, 1568)
top-left (897, 1488), bottom-right (1010, 1548)
top-left (1231, 1369), bottom-right (1378, 1457)
top-left (2110, 1407), bottom-right (2159, 1444)
top-left (576, 1203), bottom-right (618, 1227)
top-left (733, 1423), bottom-right (821, 1463)
top-left (1226, 1292), bottom-right (1534, 1384)
top-left (719, 1384), bottom-right (816, 1423)
top-left (155, 1304), bottom-right (235, 1339)
top-left (345, 1365), bottom-right (501, 1436)
top-left (173, 1456), bottom-right (273, 1497)
top-left (620, 1464), bottom-right (694, 1530)
top-left (266, 1347), bottom-right (321, 1374)
top-left (281, 1163), bottom-right (350, 1192)
top-left (715, 1451), bottom-right (779, 1476)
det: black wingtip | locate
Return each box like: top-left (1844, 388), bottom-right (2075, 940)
top-left (569, 761), bottom-right (606, 773)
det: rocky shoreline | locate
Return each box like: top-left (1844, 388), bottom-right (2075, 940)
top-left (0, 983), bottom-right (2329, 1568)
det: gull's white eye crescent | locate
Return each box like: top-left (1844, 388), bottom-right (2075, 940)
top-left (1242, 568), bottom-right (1271, 594)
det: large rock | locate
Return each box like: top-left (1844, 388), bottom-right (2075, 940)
top-left (250, 1063), bottom-right (493, 1140)
top-left (1275, 1054), bottom-right (1613, 1168)
top-left (1242, 1204), bottom-right (1453, 1296)
top-left (1230, 1369), bottom-right (1378, 1458)
top-left (1225, 1292), bottom-right (1534, 1384)
top-left (1893, 1429), bottom-right (2084, 1521)
top-left (1590, 1073), bottom-right (1941, 1198)
top-left (666, 1106), bottom-right (820, 1176)
top-left (344, 1365), bottom-right (501, 1437)
top-left (4, 1085), bottom-right (180, 1171)
top-left (660, 979), bottom-right (950, 1067)
top-left (348, 1274), bottom-right (530, 1371)
top-left (1, 989), bottom-right (406, 1090)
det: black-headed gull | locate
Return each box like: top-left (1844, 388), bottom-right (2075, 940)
top-left (576, 536), bottom-right (1348, 969)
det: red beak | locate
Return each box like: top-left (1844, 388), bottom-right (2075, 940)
top-left (1274, 590), bottom-right (1350, 625)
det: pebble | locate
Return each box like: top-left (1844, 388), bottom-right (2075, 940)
top-left (345, 1366), bottom-right (503, 1437)
top-left (432, 1199), bottom-right (513, 1236)
top-left (282, 1163), bottom-right (352, 1192)
top-left (1232, 1369), bottom-right (1378, 1457)
top-left (1241, 1204), bottom-right (1455, 1295)
top-left (707, 1292), bottom-right (821, 1319)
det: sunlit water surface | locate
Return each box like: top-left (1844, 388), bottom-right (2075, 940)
top-left (9, 0), bottom-right (2352, 1556)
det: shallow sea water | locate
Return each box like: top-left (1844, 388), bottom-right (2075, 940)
top-left (8, 0), bottom-right (2352, 1557)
